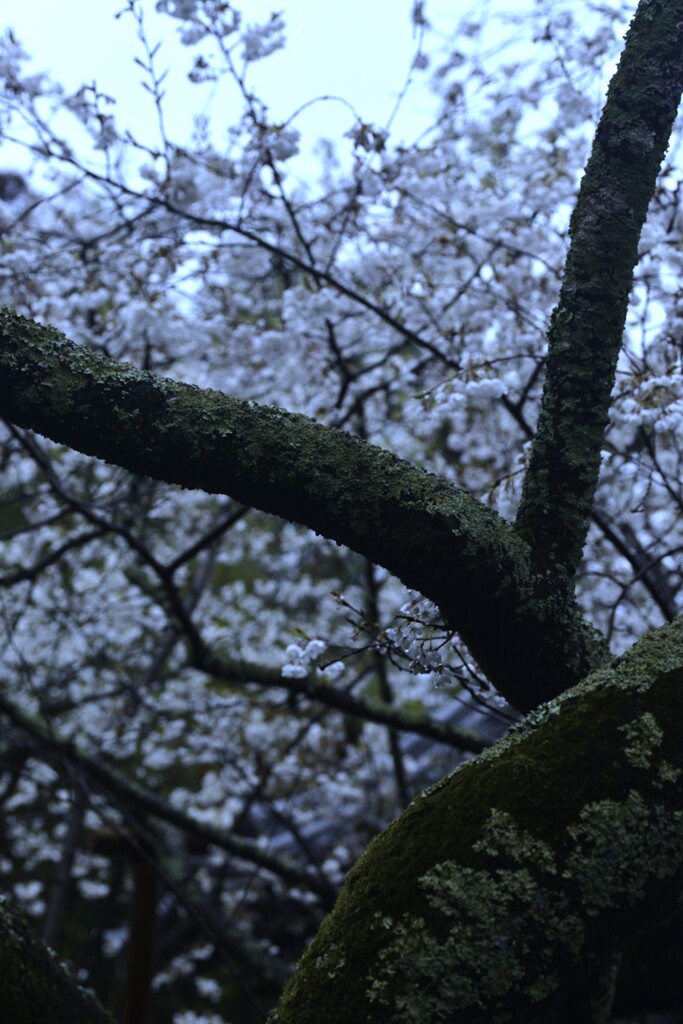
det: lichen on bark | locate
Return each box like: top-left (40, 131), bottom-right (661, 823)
top-left (269, 617), bottom-right (683, 1024)
top-left (0, 304), bottom-right (608, 710)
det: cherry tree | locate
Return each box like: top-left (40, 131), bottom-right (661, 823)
top-left (1, 1), bottom-right (683, 1022)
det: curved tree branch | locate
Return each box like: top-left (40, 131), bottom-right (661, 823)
top-left (0, 306), bottom-right (608, 710)
top-left (515, 0), bottom-right (683, 575)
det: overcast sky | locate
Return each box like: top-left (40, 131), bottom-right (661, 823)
top-left (3, 1), bottom-right (478, 176)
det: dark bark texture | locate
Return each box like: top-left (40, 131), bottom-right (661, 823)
top-left (1, 896), bottom-right (115, 1024)
top-left (269, 618), bottom-right (683, 1024)
top-left (515, 0), bottom-right (683, 575)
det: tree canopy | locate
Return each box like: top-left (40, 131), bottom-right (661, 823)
top-left (1, 1), bottom-right (683, 1022)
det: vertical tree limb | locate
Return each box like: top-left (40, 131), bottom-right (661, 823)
top-left (515, 0), bottom-right (683, 575)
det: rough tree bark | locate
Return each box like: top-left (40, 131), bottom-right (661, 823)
top-left (269, 617), bottom-right (683, 1023)
top-left (515, 0), bottom-right (683, 574)
top-left (0, 305), bottom-right (606, 714)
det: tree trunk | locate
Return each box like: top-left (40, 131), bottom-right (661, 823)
top-left (269, 617), bottom-right (683, 1024)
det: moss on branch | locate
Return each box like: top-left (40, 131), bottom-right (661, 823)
top-left (0, 306), bottom-right (608, 709)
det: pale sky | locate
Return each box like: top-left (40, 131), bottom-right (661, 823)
top-left (3, 1), bottom-right (474, 176)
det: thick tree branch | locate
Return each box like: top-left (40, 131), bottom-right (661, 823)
top-left (515, 0), bottom-right (683, 575)
top-left (270, 615), bottom-right (683, 1024)
top-left (0, 307), bottom-right (608, 709)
